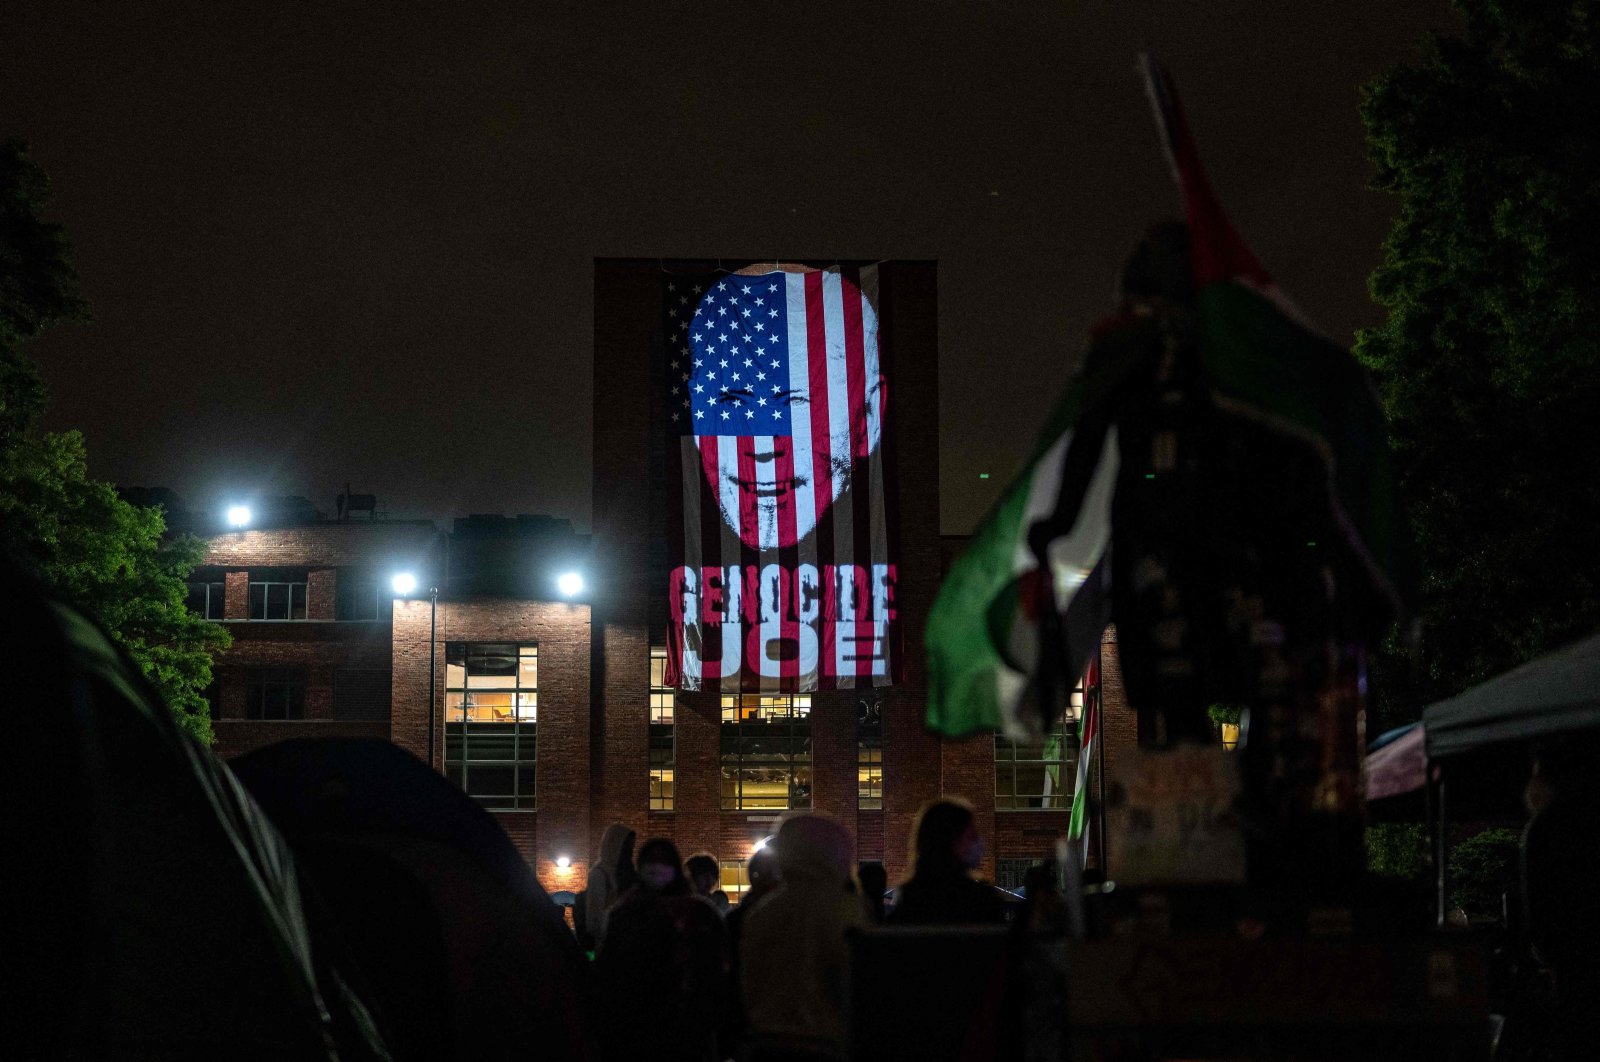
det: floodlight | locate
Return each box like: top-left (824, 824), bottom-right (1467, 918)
top-left (392, 572), bottom-right (418, 596)
top-left (226, 504), bottom-right (252, 528)
top-left (556, 571), bottom-right (585, 597)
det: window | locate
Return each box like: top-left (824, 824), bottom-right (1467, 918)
top-left (649, 649), bottom-right (675, 811)
top-left (719, 858), bottom-right (750, 904)
top-left (995, 857), bottom-right (1043, 894)
top-left (720, 692), bottom-right (811, 810)
top-left (185, 580), bottom-right (225, 620)
top-left (334, 668), bottom-right (391, 721)
top-left (445, 643), bottom-right (537, 810)
top-left (857, 697), bottom-right (883, 809)
top-left (249, 570), bottom-right (308, 620)
top-left (994, 681), bottom-right (1082, 810)
top-left (246, 668), bottom-right (306, 720)
top-left (335, 570), bottom-right (386, 621)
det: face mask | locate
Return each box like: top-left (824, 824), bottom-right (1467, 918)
top-left (639, 863), bottom-right (675, 890)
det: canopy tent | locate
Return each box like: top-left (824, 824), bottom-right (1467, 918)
top-left (1424, 632), bottom-right (1600, 760)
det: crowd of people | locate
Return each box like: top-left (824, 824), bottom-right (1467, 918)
top-left (578, 798), bottom-right (1015, 1062)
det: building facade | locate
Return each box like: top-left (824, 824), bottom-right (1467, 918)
top-left (194, 260), bottom-right (1137, 901)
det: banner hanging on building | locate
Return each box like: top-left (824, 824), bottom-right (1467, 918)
top-left (663, 265), bottom-right (900, 692)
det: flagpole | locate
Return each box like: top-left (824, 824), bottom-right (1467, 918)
top-left (1095, 644), bottom-right (1108, 874)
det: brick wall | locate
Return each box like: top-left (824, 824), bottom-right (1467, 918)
top-left (204, 522), bottom-right (437, 761)
top-left (391, 596), bottom-right (591, 888)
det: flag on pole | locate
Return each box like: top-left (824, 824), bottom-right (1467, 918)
top-left (1067, 657), bottom-right (1101, 846)
top-left (925, 55), bottom-right (1409, 740)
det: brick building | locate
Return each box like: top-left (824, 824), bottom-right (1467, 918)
top-left (192, 260), bottom-right (1137, 902)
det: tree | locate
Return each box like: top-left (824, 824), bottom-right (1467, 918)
top-left (0, 139), bottom-right (227, 742)
top-left (1357, 1), bottom-right (1600, 728)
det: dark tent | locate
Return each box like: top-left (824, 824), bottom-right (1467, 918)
top-left (1424, 632), bottom-right (1600, 760)
top-left (230, 738), bottom-right (591, 1061)
top-left (1, 562), bottom-right (378, 1060)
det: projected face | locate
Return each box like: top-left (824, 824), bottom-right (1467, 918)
top-left (676, 270), bottom-right (882, 551)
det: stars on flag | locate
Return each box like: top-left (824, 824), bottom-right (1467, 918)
top-left (670, 273), bottom-right (799, 436)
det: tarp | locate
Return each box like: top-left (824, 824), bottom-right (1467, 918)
top-left (1424, 631), bottom-right (1600, 759)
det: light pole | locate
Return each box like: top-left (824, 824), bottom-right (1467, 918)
top-left (393, 573), bottom-right (440, 767)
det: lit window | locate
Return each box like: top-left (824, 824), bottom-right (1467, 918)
top-left (719, 858), bottom-right (749, 904)
top-left (858, 697), bottom-right (883, 809)
top-left (248, 570), bottom-right (308, 621)
top-left (445, 644), bottom-right (537, 810)
top-left (720, 692), bottom-right (811, 810)
top-left (185, 579), bottom-right (225, 620)
top-left (650, 649), bottom-right (675, 810)
top-left (245, 667), bottom-right (306, 720)
top-left (994, 682), bottom-right (1082, 810)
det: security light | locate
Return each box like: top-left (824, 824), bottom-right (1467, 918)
top-left (226, 504), bottom-right (252, 528)
top-left (391, 572), bottom-right (418, 596)
top-left (556, 571), bottom-right (585, 597)
top-left (555, 855), bottom-right (572, 870)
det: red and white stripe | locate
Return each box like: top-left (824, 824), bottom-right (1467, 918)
top-left (669, 265), bottom-right (893, 692)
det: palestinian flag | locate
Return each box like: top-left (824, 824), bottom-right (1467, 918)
top-left (1067, 657), bottom-right (1101, 845)
top-left (924, 54), bottom-right (1409, 741)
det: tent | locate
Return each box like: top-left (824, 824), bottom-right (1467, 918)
top-left (230, 738), bottom-right (591, 1062)
top-left (2, 561), bottom-right (381, 1060)
top-left (1424, 632), bottom-right (1600, 760)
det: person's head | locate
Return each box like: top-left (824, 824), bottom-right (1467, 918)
top-left (747, 845), bottom-right (780, 888)
top-left (684, 852), bottom-right (720, 896)
top-left (679, 269), bottom-right (884, 551)
top-left (910, 798), bottom-right (984, 876)
top-left (773, 813), bottom-right (853, 886)
top-left (635, 838), bottom-right (688, 896)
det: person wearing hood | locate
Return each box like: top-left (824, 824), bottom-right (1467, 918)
top-left (595, 838), bottom-right (727, 1062)
top-left (888, 799), bottom-right (1008, 926)
top-left (739, 814), bottom-right (865, 1062)
top-left (584, 821), bottom-right (637, 950)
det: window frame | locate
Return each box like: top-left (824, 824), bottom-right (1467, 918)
top-left (245, 667), bottom-right (307, 720)
top-left (719, 691), bottom-right (812, 811)
top-left (334, 569), bottom-right (387, 622)
top-left (185, 579), bottom-right (225, 620)
top-left (857, 696), bottom-right (883, 810)
top-left (649, 649), bottom-right (675, 811)
top-left (993, 682), bottom-right (1082, 811)
top-left (248, 572), bottom-right (309, 621)
top-left (444, 643), bottom-right (537, 811)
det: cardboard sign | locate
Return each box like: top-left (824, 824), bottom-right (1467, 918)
top-left (1105, 744), bottom-right (1245, 885)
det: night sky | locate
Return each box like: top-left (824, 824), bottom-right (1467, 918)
top-left (2, 1), bottom-right (1455, 533)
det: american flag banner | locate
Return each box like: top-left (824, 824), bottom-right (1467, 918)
top-left (663, 265), bottom-right (900, 692)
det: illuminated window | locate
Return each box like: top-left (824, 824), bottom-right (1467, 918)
top-left (719, 858), bottom-right (749, 904)
top-left (650, 649), bottom-right (675, 810)
top-left (245, 667), bottom-right (306, 720)
top-left (720, 692), bottom-right (811, 810)
top-left (994, 682), bottom-right (1082, 810)
top-left (858, 697), bottom-right (883, 809)
top-left (248, 570), bottom-right (308, 620)
top-left (185, 579), bottom-right (225, 620)
top-left (444, 643), bottom-right (537, 810)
